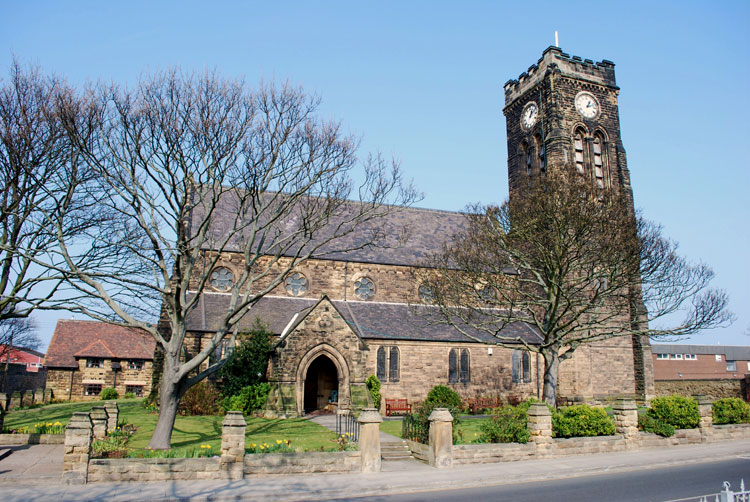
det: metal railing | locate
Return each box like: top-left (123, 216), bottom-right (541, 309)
top-left (335, 410), bottom-right (359, 442)
top-left (700, 480), bottom-right (748, 502)
top-left (402, 413), bottom-right (429, 444)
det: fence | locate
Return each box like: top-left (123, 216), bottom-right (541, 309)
top-left (402, 413), bottom-right (428, 443)
top-left (336, 410), bottom-right (359, 442)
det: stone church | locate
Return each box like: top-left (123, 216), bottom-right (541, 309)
top-left (185, 47), bottom-right (655, 417)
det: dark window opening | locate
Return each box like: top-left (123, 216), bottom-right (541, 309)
top-left (389, 347), bottom-right (400, 382)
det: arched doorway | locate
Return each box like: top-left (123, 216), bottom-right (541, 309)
top-left (303, 355), bottom-right (339, 413)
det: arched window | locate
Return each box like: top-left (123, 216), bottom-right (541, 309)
top-left (521, 141), bottom-right (533, 175)
top-left (389, 347), bottom-right (400, 382)
top-left (460, 349), bottom-right (471, 383)
top-left (534, 134), bottom-right (546, 172)
top-left (593, 133), bottom-right (606, 188)
top-left (574, 130), bottom-right (585, 174)
top-left (448, 349), bottom-right (458, 383)
top-left (376, 347), bottom-right (386, 381)
top-left (512, 350), bottom-right (531, 383)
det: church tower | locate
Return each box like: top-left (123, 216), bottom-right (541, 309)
top-left (502, 46), bottom-right (655, 402)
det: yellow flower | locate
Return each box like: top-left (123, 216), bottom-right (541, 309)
top-left (47, 422), bottom-right (52, 426)
top-left (205, 445), bottom-right (211, 449)
top-left (276, 439), bottom-right (282, 445)
top-left (54, 422), bottom-right (62, 426)
top-left (251, 443), bottom-right (256, 447)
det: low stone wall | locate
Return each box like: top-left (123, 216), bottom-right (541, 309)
top-left (655, 379), bottom-right (744, 400)
top-left (0, 433), bottom-right (64, 445)
top-left (453, 442), bottom-right (536, 464)
top-left (88, 458), bottom-right (220, 482)
top-left (243, 451), bottom-right (361, 475)
top-left (405, 439), bottom-right (429, 463)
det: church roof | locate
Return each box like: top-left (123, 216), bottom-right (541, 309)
top-left (188, 191), bottom-right (467, 268)
top-left (187, 293), bottom-right (543, 346)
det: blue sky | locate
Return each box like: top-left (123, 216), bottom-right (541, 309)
top-left (2, 1), bottom-right (748, 348)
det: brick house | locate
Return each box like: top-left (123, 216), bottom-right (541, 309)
top-left (0, 345), bottom-right (45, 372)
top-left (45, 320), bottom-right (155, 401)
top-left (651, 344), bottom-right (750, 401)
top-left (179, 47), bottom-right (657, 417)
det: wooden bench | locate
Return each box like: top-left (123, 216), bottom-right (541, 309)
top-left (467, 397), bottom-right (500, 414)
top-left (385, 398), bottom-right (412, 416)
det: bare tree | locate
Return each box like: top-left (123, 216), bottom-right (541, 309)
top-left (54, 71), bottom-right (419, 448)
top-left (420, 170), bottom-right (732, 405)
top-left (0, 315), bottom-right (41, 391)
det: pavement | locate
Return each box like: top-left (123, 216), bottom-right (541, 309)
top-left (0, 439), bottom-right (748, 501)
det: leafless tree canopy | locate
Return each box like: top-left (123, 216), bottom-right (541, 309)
top-left (51, 71), bottom-right (418, 447)
top-left (420, 169), bottom-right (732, 404)
top-left (0, 63), bottom-right (96, 322)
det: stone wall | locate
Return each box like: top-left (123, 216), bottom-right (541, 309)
top-left (0, 363), bottom-right (47, 396)
top-left (0, 433), bottom-right (64, 445)
top-left (244, 451), bottom-right (361, 475)
top-left (655, 379), bottom-right (744, 401)
top-left (46, 360), bottom-right (153, 402)
top-left (88, 458), bottom-right (220, 482)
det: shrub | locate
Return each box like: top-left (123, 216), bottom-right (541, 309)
top-left (100, 388), bottom-right (119, 400)
top-left (552, 404), bottom-right (615, 438)
top-left (712, 397), bottom-right (750, 425)
top-left (123, 392), bottom-right (135, 399)
top-left (179, 381), bottom-right (221, 416)
top-left (479, 405), bottom-right (530, 444)
top-left (366, 375), bottom-right (381, 410)
top-left (217, 319), bottom-right (272, 397)
top-left (425, 385), bottom-right (462, 410)
top-left (220, 383), bottom-right (271, 415)
top-left (638, 414), bottom-right (675, 437)
top-left (647, 395), bottom-right (700, 429)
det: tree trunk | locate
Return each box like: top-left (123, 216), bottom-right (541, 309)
top-left (540, 348), bottom-right (560, 407)
top-left (147, 361), bottom-right (184, 449)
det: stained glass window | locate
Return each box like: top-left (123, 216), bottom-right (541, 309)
top-left (354, 277), bottom-right (375, 300)
top-left (285, 272), bottom-right (308, 296)
top-left (210, 267), bottom-right (234, 290)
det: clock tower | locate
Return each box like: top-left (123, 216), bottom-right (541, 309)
top-left (503, 46), bottom-right (655, 402)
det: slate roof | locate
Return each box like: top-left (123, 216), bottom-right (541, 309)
top-left (188, 191), bottom-right (468, 268)
top-left (186, 293), bottom-right (543, 346)
top-left (651, 344), bottom-right (750, 362)
top-left (45, 320), bottom-right (156, 368)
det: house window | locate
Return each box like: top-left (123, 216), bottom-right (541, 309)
top-left (448, 348), bottom-right (470, 384)
top-left (673, 354), bottom-right (682, 360)
top-left (389, 347), bottom-right (400, 382)
top-left (84, 384), bottom-right (102, 396)
top-left (354, 277), bottom-right (376, 300)
top-left (715, 354), bottom-right (723, 362)
top-left (128, 360), bottom-right (144, 370)
top-left (574, 131), bottom-right (585, 174)
top-left (125, 385), bottom-right (144, 397)
top-left (376, 347), bottom-right (387, 381)
top-left (684, 354), bottom-right (697, 360)
top-left (512, 350), bottom-right (532, 383)
top-left (460, 349), bottom-right (471, 383)
top-left (726, 360), bottom-right (737, 372)
top-left (86, 358), bottom-right (103, 368)
top-left (448, 349), bottom-right (459, 384)
top-left (522, 141), bottom-right (533, 175)
top-left (656, 354), bottom-right (668, 360)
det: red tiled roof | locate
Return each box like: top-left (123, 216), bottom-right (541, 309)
top-left (45, 320), bottom-right (155, 368)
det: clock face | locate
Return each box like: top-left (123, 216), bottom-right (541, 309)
top-left (575, 92), bottom-right (599, 119)
top-left (521, 102), bottom-right (538, 130)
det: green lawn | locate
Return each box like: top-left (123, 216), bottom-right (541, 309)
top-left (379, 416), bottom-right (487, 444)
top-left (4, 399), bottom-right (339, 452)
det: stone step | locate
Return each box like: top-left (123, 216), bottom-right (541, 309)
top-left (381, 441), bottom-right (414, 460)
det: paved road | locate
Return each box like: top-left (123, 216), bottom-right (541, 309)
top-left (333, 457), bottom-right (750, 502)
top-left (0, 440), bottom-right (748, 501)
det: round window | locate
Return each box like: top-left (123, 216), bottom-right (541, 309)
top-left (285, 272), bottom-right (308, 297)
top-left (478, 285), bottom-right (495, 302)
top-left (418, 283), bottom-right (435, 304)
top-left (210, 267), bottom-right (234, 290)
top-left (354, 277), bottom-right (375, 300)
